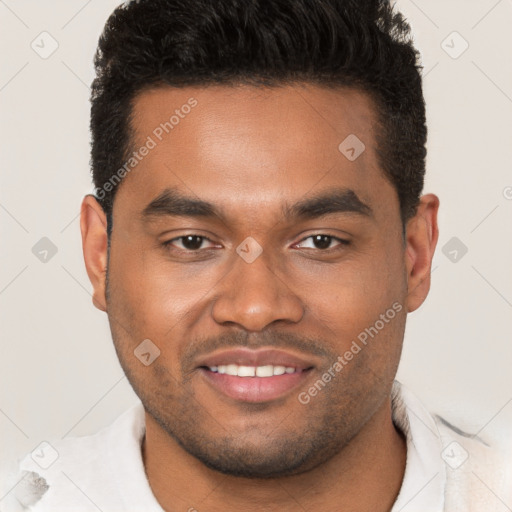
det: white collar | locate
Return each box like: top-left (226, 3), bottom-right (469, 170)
top-left (391, 381), bottom-right (446, 511)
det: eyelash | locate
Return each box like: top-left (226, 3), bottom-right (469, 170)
top-left (294, 234), bottom-right (350, 251)
top-left (162, 234), bottom-right (350, 253)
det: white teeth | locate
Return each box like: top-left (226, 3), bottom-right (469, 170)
top-left (208, 364), bottom-right (298, 377)
top-left (273, 365), bottom-right (286, 375)
top-left (255, 365), bottom-right (274, 377)
top-left (237, 365), bottom-right (256, 377)
top-left (226, 364), bottom-right (238, 376)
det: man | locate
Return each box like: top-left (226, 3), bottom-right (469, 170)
top-left (11, 0), bottom-right (510, 510)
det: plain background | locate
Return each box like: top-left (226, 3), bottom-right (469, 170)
top-left (1, 0), bottom-right (511, 488)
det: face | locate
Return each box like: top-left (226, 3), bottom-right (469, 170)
top-left (82, 84), bottom-right (438, 478)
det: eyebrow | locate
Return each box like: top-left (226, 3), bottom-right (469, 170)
top-left (283, 188), bottom-right (372, 220)
top-left (141, 187), bottom-right (372, 223)
top-left (141, 189), bottom-right (219, 220)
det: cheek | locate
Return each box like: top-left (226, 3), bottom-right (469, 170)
top-left (107, 242), bottom-right (220, 345)
top-left (298, 240), bottom-right (407, 353)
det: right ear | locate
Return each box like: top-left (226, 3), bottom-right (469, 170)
top-left (80, 195), bottom-right (108, 312)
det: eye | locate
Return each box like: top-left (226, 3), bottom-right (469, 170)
top-left (163, 235), bottom-right (217, 251)
top-left (294, 234), bottom-right (350, 251)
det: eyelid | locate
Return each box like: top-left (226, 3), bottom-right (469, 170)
top-left (293, 233), bottom-right (351, 247)
top-left (163, 234), bottom-right (220, 251)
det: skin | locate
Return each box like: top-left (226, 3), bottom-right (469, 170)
top-left (81, 83), bottom-right (439, 512)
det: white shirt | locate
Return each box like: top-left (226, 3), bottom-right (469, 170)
top-left (4, 381), bottom-right (511, 511)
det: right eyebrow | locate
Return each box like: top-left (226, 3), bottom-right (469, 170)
top-left (140, 188), bottom-right (225, 222)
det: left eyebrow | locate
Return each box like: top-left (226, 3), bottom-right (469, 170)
top-left (283, 188), bottom-right (373, 220)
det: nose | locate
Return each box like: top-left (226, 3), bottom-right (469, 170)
top-left (211, 247), bottom-right (304, 332)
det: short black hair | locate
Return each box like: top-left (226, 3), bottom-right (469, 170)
top-left (90, 0), bottom-right (426, 229)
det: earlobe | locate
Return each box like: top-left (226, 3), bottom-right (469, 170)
top-left (404, 194), bottom-right (440, 313)
top-left (80, 195), bottom-right (109, 312)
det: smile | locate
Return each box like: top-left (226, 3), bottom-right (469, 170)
top-left (207, 364), bottom-right (299, 377)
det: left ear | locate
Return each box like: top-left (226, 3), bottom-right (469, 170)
top-left (404, 194), bottom-right (440, 313)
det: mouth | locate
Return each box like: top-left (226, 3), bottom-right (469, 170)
top-left (207, 364), bottom-right (302, 377)
top-left (196, 348), bottom-right (316, 403)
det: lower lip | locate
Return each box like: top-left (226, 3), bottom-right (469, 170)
top-left (199, 368), bottom-right (312, 403)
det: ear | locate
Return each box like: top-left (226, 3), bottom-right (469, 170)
top-left (80, 195), bottom-right (109, 312)
top-left (404, 194), bottom-right (440, 313)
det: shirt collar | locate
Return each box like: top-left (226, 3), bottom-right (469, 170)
top-left (391, 380), bottom-right (446, 512)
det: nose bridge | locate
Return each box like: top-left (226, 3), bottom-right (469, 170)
top-left (211, 242), bottom-right (304, 331)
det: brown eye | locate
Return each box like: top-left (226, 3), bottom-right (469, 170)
top-left (295, 234), bottom-right (349, 251)
top-left (180, 235), bottom-right (205, 250)
top-left (311, 235), bottom-right (333, 250)
top-left (163, 235), bottom-right (214, 251)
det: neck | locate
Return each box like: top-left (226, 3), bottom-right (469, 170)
top-left (142, 397), bottom-right (406, 512)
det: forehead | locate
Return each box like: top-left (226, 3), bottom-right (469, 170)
top-left (117, 83), bottom-right (395, 220)
top-left (131, 83), bottom-right (378, 159)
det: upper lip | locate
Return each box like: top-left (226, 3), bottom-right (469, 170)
top-left (197, 348), bottom-right (316, 371)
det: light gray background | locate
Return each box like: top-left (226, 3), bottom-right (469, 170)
top-left (1, 0), bottom-right (511, 492)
